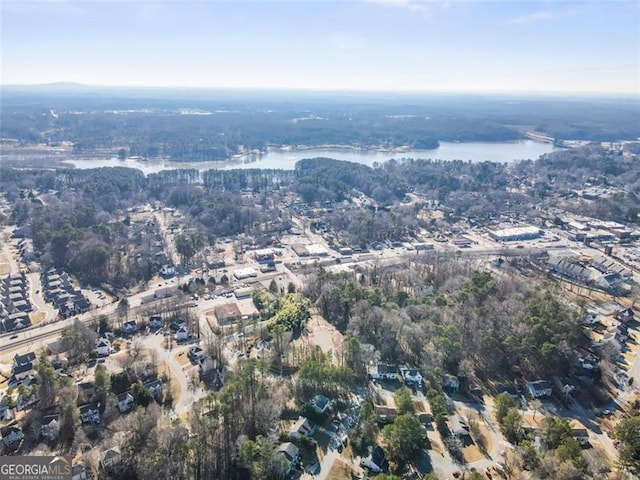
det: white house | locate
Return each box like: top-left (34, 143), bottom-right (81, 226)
top-left (175, 325), bottom-right (190, 341)
top-left (367, 364), bottom-right (400, 381)
top-left (160, 265), bottom-right (176, 278)
top-left (527, 380), bottom-right (553, 399)
top-left (117, 392), bottom-right (135, 413)
top-left (401, 368), bottom-right (423, 387)
top-left (96, 338), bottom-right (112, 357)
top-left (289, 416), bottom-right (315, 439)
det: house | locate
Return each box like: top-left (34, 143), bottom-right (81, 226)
top-left (276, 442), bottom-right (299, 474)
top-left (72, 463), bottom-right (88, 480)
top-left (370, 445), bottom-right (389, 471)
top-left (289, 416), bottom-right (315, 439)
top-left (616, 323), bottom-right (629, 341)
top-left (160, 265), bottom-right (176, 278)
top-left (527, 380), bottom-right (553, 399)
top-left (254, 248), bottom-right (275, 263)
top-left (51, 359), bottom-right (66, 374)
top-left (78, 382), bottom-right (97, 403)
top-left (188, 346), bottom-right (206, 364)
top-left (96, 338), bottom-right (112, 357)
top-left (0, 405), bottom-right (15, 422)
top-left (12, 361), bottom-right (35, 382)
top-left (367, 364), bottom-right (400, 381)
top-left (615, 307), bottom-right (634, 324)
top-left (16, 389), bottom-right (37, 411)
top-left (73, 297), bottom-right (91, 313)
top-left (13, 352), bottom-right (36, 369)
top-left (79, 403), bottom-right (100, 425)
top-left (41, 414), bottom-right (60, 441)
top-left (175, 325), bottom-right (190, 341)
top-left (117, 392), bottom-right (135, 413)
top-left (144, 380), bottom-right (163, 400)
top-left (443, 374), bottom-right (460, 392)
top-left (123, 321), bottom-right (137, 335)
top-left (199, 360), bottom-right (227, 390)
top-left (373, 401), bottom-right (398, 423)
top-left (149, 316), bottom-right (163, 330)
top-left (571, 428), bottom-right (590, 447)
top-left (2, 424), bottom-right (23, 447)
top-left (170, 318), bottom-right (185, 332)
top-left (401, 368), bottom-right (423, 387)
top-left (311, 394), bottom-right (330, 414)
top-left (449, 415), bottom-right (471, 440)
top-left (100, 446), bottom-right (122, 469)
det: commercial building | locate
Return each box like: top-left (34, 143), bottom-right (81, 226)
top-left (489, 226), bottom-right (541, 242)
top-left (254, 248), bottom-right (275, 263)
top-left (292, 243), bottom-right (329, 257)
top-left (233, 268), bottom-right (257, 280)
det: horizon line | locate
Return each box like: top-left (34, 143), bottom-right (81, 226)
top-left (2, 81), bottom-right (639, 98)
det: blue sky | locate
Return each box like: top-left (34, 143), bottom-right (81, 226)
top-left (2, 0), bottom-right (639, 93)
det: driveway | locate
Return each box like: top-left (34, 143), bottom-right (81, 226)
top-left (26, 272), bottom-right (57, 323)
top-left (141, 334), bottom-right (206, 414)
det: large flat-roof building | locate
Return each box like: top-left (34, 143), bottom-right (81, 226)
top-left (489, 226), bottom-right (541, 242)
top-left (292, 243), bottom-right (329, 257)
top-left (233, 268), bottom-right (257, 280)
top-left (253, 248), bottom-right (275, 263)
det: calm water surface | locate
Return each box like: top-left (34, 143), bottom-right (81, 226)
top-left (63, 140), bottom-right (555, 175)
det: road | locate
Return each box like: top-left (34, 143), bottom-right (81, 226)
top-left (0, 241), bottom-right (583, 364)
top-left (143, 333), bottom-right (206, 414)
top-left (26, 272), bottom-right (57, 323)
top-left (154, 211), bottom-right (180, 266)
top-left (0, 273), bottom-right (197, 363)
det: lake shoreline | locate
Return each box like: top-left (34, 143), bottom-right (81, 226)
top-left (1, 139), bottom-right (557, 175)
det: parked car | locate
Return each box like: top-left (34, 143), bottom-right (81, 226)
top-left (596, 409), bottom-right (613, 417)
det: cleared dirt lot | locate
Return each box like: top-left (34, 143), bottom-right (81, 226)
top-left (0, 253), bottom-right (11, 275)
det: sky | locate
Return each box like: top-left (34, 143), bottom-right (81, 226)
top-left (2, 0), bottom-right (639, 94)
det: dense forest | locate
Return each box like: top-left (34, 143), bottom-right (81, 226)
top-left (2, 89), bottom-right (639, 162)
top-left (305, 263), bottom-right (583, 381)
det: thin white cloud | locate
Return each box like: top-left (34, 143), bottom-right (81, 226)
top-left (511, 10), bottom-right (555, 24)
top-left (365, 0), bottom-right (450, 16)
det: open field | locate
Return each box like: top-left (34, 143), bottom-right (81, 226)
top-left (0, 253), bottom-right (11, 275)
top-left (30, 311), bottom-right (46, 325)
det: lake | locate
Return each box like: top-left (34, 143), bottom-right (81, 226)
top-left (62, 140), bottom-right (555, 174)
